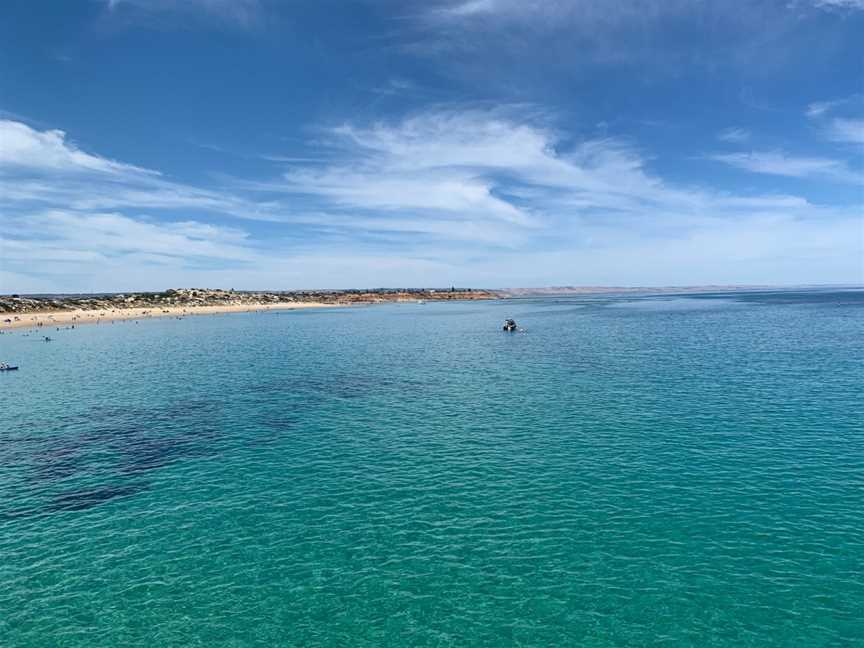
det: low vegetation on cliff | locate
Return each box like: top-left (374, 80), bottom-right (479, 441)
top-left (0, 287), bottom-right (500, 314)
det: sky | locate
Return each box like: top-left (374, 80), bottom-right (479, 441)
top-left (1, 0), bottom-right (862, 292)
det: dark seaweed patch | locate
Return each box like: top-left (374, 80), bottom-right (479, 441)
top-left (20, 399), bottom-right (227, 487)
top-left (245, 416), bottom-right (299, 447)
top-left (118, 431), bottom-right (219, 474)
top-left (47, 483), bottom-right (147, 512)
top-left (119, 438), bottom-right (189, 474)
top-left (31, 457), bottom-right (80, 481)
top-left (27, 444), bottom-right (85, 484)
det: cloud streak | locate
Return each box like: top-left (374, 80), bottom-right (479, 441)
top-left (804, 95), bottom-right (864, 144)
top-left (0, 119), bottom-right (274, 222)
top-left (102, 0), bottom-right (262, 28)
top-left (2, 110), bottom-right (861, 292)
top-left (717, 128), bottom-right (751, 143)
top-left (254, 107), bottom-right (862, 276)
top-left (709, 150), bottom-right (862, 183)
top-left (810, 0), bottom-right (864, 10)
top-left (827, 117), bottom-right (864, 144)
top-left (0, 120), bottom-right (156, 176)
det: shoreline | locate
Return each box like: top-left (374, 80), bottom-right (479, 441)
top-left (0, 302), bottom-right (334, 332)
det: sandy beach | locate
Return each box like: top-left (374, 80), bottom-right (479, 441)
top-left (0, 301), bottom-right (332, 332)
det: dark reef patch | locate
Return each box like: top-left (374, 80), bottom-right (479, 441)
top-left (47, 483), bottom-right (148, 513)
top-left (14, 398), bottom-right (227, 504)
top-left (119, 430), bottom-right (219, 475)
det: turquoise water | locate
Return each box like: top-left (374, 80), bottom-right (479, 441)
top-left (1, 290), bottom-right (862, 647)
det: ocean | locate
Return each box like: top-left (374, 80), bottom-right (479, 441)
top-left (1, 289), bottom-right (862, 646)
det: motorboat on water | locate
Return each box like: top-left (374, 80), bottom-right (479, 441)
top-left (0, 365), bottom-right (18, 371)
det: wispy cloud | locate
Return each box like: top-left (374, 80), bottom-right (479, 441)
top-left (3, 110), bottom-right (861, 292)
top-left (412, 0), bottom-right (849, 77)
top-left (0, 209), bottom-right (264, 292)
top-left (2, 210), bottom-right (254, 264)
top-left (717, 127), bottom-right (750, 143)
top-left (438, 0), bottom-right (498, 17)
top-left (804, 96), bottom-right (864, 144)
top-left (0, 119), bottom-right (270, 221)
top-left (102, 0), bottom-right (262, 28)
top-left (809, 0), bottom-right (864, 10)
top-left (806, 99), bottom-right (844, 118)
top-left (827, 117), bottom-right (864, 144)
top-left (0, 208), bottom-right (463, 293)
top-left (0, 120), bottom-right (156, 176)
top-left (257, 107), bottom-right (860, 244)
top-left (709, 150), bottom-right (862, 183)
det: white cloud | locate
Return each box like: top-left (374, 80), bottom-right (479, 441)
top-left (804, 96), bottom-right (864, 144)
top-left (309, 112), bottom-right (646, 212)
top-left (250, 110), bottom-right (570, 244)
top-left (717, 127), bottom-right (750, 143)
top-left (1, 211), bottom-right (255, 265)
top-left (0, 120), bottom-right (156, 175)
top-left (806, 99), bottom-right (843, 118)
top-left (434, 0), bottom-right (864, 21)
top-left (827, 117), bottom-right (864, 144)
top-left (709, 150), bottom-right (862, 183)
top-left (810, 0), bottom-right (864, 10)
top-left (430, 0), bottom-right (674, 23)
top-left (439, 0), bottom-right (498, 16)
top-left (264, 109), bottom-right (850, 222)
top-left (0, 119), bottom-right (275, 221)
top-left (103, 0), bottom-right (261, 27)
top-left (414, 0), bottom-right (848, 78)
top-left (3, 111), bottom-right (862, 292)
top-left (470, 213), bottom-right (863, 286)
top-left (0, 209), bottom-right (466, 293)
top-left (253, 107), bottom-right (862, 287)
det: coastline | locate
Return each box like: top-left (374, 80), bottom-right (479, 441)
top-left (0, 287), bottom-right (501, 333)
top-left (0, 301), bottom-right (333, 332)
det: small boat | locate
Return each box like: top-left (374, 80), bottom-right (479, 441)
top-left (0, 366), bottom-right (19, 371)
top-left (503, 319), bottom-right (518, 332)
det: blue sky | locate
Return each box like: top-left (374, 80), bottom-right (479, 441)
top-left (1, 0), bottom-right (862, 292)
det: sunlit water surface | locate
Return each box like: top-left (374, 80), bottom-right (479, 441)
top-left (1, 289), bottom-right (862, 647)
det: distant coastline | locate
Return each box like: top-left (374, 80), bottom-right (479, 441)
top-left (0, 287), bottom-right (499, 331)
top-left (498, 284), bottom-right (863, 296)
top-left (3, 285), bottom-right (860, 332)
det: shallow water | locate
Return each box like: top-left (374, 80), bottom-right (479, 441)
top-left (2, 289), bottom-right (862, 646)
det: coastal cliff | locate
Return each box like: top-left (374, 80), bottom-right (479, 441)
top-left (0, 287), bottom-right (500, 314)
